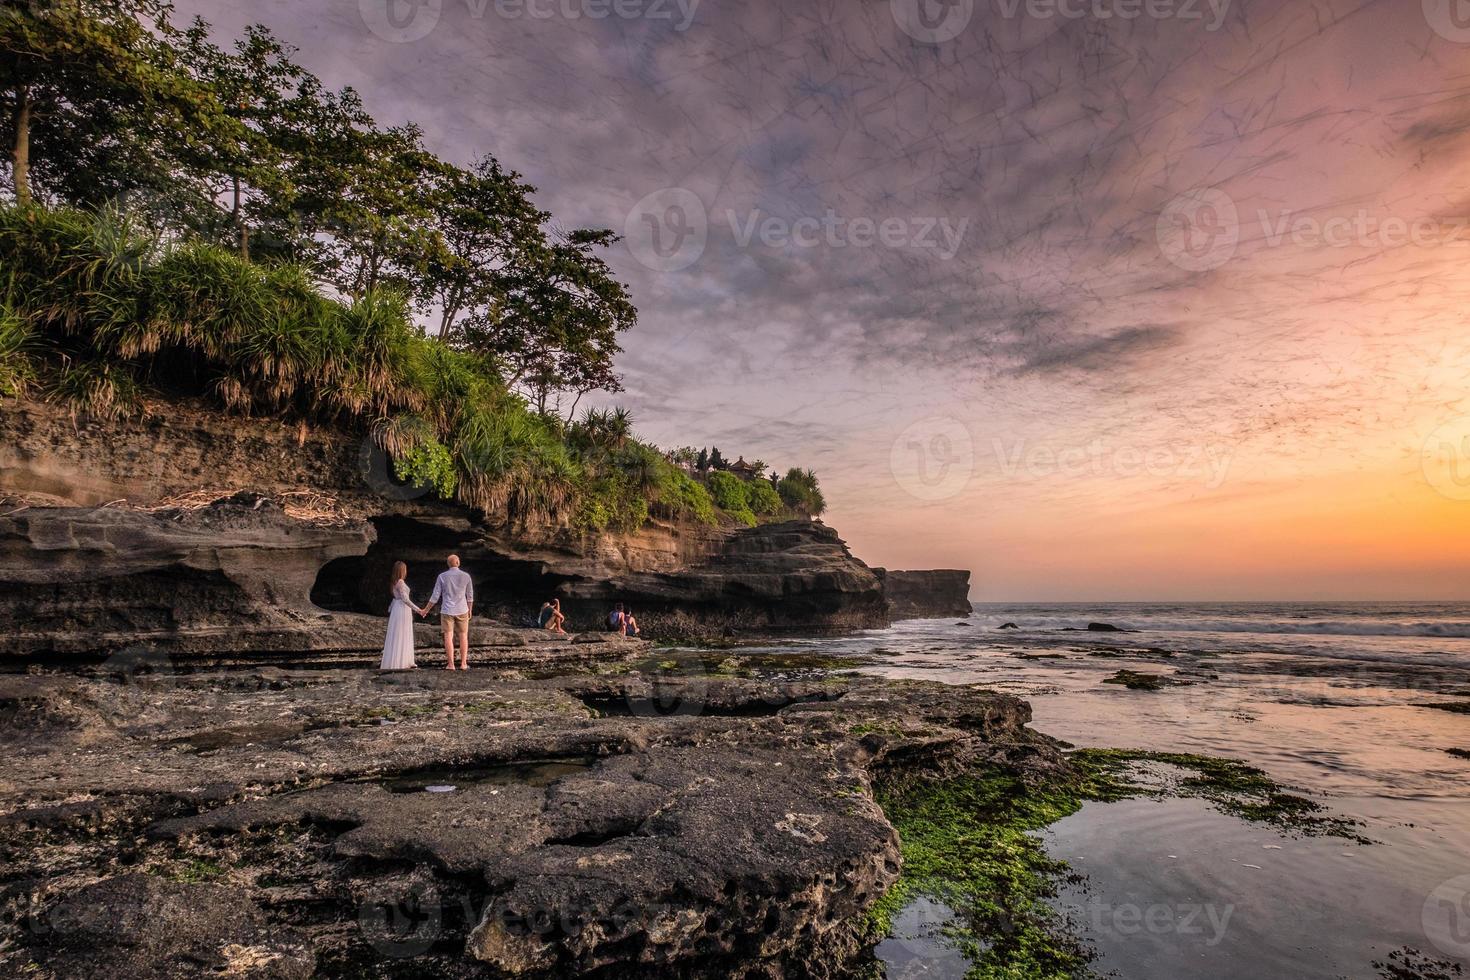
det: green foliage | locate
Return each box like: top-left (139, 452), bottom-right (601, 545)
top-left (704, 470), bottom-right (746, 510)
top-left (706, 470), bottom-right (756, 526)
top-left (0, 0), bottom-right (249, 212)
top-left (48, 357), bottom-right (141, 420)
top-left (0, 2), bottom-right (830, 530)
top-left (572, 476), bottom-right (650, 532)
top-left (0, 303), bottom-right (35, 397)
top-left (778, 467), bottom-right (826, 516)
top-left (392, 439), bottom-right (457, 498)
top-left (0, 203), bottom-right (563, 523)
top-left (659, 467), bottom-right (717, 525)
top-left (1, 0), bottom-right (633, 413)
top-left (744, 478), bottom-right (783, 516)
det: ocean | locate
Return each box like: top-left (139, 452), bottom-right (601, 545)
top-left (736, 601), bottom-right (1470, 979)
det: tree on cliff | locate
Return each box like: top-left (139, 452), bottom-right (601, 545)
top-left (0, 0), bottom-right (243, 215)
top-left (777, 468), bottom-right (826, 517)
top-left (0, 1), bottom-right (635, 409)
top-left (422, 155), bottom-right (548, 341)
top-left (172, 21), bottom-right (301, 258)
top-left (0, 3), bottom-right (828, 532)
top-left (457, 228), bottom-right (633, 417)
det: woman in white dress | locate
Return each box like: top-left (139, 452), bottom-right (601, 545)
top-left (380, 561), bottom-right (424, 670)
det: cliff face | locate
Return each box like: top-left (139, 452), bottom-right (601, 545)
top-left (0, 399), bottom-right (890, 658)
top-left (0, 495), bottom-right (374, 659)
top-left (874, 568), bottom-right (973, 620)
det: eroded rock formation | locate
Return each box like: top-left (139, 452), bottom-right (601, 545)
top-left (0, 399), bottom-right (901, 656)
top-left (874, 568), bottom-right (973, 620)
top-left (0, 494), bottom-right (374, 660)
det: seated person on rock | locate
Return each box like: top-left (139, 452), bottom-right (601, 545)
top-left (538, 598), bottom-right (567, 634)
top-left (607, 603), bottom-right (640, 637)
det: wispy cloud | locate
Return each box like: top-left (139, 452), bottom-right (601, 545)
top-left (175, 0), bottom-right (1470, 596)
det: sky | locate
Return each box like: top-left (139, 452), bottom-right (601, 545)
top-left (178, 0), bottom-right (1470, 600)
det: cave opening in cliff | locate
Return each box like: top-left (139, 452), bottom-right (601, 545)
top-left (310, 516), bottom-right (580, 620)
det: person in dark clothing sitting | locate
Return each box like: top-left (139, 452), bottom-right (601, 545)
top-left (607, 603), bottom-right (640, 636)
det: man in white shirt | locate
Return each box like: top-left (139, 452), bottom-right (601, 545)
top-left (425, 554), bottom-right (474, 670)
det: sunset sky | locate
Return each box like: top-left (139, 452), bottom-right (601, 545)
top-left (182, 0), bottom-right (1470, 600)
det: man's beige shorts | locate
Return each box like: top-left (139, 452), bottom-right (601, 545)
top-left (441, 613), bottom-right (470, 642)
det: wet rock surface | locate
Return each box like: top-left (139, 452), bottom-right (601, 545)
top-left (0, 662), bottom-right (1061, 978)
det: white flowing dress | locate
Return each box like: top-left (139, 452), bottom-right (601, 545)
top-left (380, 580), bottom-right (417, 670)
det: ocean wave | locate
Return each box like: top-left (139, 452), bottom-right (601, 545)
top-left (969, 615), bottom-right (1470, 640)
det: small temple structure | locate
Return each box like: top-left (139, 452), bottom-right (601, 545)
top-left (728, 457), bottom-right (762, 479)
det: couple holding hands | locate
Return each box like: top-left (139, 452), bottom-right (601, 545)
top-left (382, 555), bottom-right (474, 671)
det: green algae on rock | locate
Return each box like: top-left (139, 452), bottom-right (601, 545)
top-left (862, 748), bottom-right (1364, 977)
top-left (1100, 669), bottom-right (1178, 691)
top-left (864, 764), bottom-right (1129, 979)
top-left (1070, 749), bottom-right (1368, 840)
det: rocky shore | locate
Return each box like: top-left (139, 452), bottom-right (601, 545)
top-left (0, 398), bottom-right (965, 658)
top-left (0, 397), bottom-right (1015, 977)
top-left (0, 654), bottom-right (1064, 978)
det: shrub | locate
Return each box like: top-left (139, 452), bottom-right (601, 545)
top-left (660, 467), bottom-right (717, 525)
top-left (705, 470), bottom-right (745, 510)
top-left (48, 358), bottom-right (141, 421)
top-left (145, 241), bottom-right (271, 358)
top-left (392, 439), bottom-right (458, 498)
top-left (707, 470), bottom-right (757, 526)
top-left (573, 473), bottom-right (650, 531)
top-left (778, 467), bottom-right (826, 516)
top-left (744, 478), bottom-right (783, 516)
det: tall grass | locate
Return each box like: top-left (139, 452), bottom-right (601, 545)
top-left (0, 202), bottom-right (735, 530)
top-left (0, 303), bottom-right (37, 398)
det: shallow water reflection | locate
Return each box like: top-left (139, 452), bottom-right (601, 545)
top-left (1043, 797), bottom-right (1453, 978)
top-left (801, 615), bottom-right (1470, 977)
top-left (875, 896), bottom-right (970, 980)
